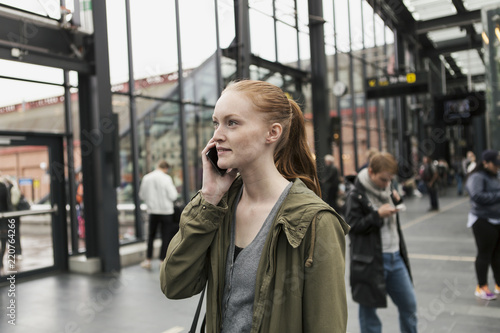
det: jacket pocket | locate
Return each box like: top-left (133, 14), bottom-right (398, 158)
top-left (352, 254), bottom-right (373, 264)
top-left (350, 254), bottom-right (374, 280)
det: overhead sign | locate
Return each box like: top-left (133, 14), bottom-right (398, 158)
top-left (365, 72), bottom-right (429, 99)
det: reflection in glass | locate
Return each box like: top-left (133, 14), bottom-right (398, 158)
top-left (0, 146), bottom-right (54, 276)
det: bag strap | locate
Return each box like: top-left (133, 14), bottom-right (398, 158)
top-left (189, 285), bottom-right (206, 333)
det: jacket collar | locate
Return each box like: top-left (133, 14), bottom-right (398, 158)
top-left (227, 177), bottom-right (343, 248)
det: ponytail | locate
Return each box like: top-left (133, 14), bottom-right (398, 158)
top-left (274, 100), bottom-right (321, 197)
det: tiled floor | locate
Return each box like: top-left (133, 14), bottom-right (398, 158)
top-left (1, 187), bottom-right (500, 332)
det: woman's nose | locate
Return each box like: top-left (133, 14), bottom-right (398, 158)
top-left (212, 126), bottom-right (224, 142)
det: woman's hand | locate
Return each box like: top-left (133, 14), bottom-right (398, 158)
top-left (392, 189), bottom-right (401, 202)
top-left (377, 203), bottom-right (397, 218)
top-left (201, 139), bottom-right (238, 205)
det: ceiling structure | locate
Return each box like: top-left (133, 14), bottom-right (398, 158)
top-left (369, 0), bottom-right (498, 92)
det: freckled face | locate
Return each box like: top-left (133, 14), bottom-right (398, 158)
top-left (211, 91), bottom-right (270, 172)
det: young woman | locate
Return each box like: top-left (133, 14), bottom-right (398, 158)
top-left (345, 152), bottom-right (417, 333)
top-left (465, 149), bottom-right (500, 300)
top-left (160, 80), bottom-right (349, 332)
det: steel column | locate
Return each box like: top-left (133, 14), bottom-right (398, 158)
top-left (308, 0), bottom-right (330, 177)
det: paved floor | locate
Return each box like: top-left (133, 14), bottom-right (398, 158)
top-left (1, 188), bottom-right (500, 332)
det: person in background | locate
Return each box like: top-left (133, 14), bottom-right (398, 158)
top-left (0, 176), bottom-right (12, 275)
top-left (75, 172), bottom-right (85, 239)
top-left (345, 152), bottom-right (417, 333)
top-left (321, 154), bottom-right (340, 212)
top-left (139, 160), bottom-right (178, 269)
top-left (421, 156), bottom-right (439, 211)
top-left (465, 150), bottom-right (477, 175)
top-left (465, 149), bottom-right (500, 300)
top-left (358, 147), bottom-right (380, 172)
top-left (2, 176), bottom-right (23, 259)
top-left (161, 80), bottom-right (349, 332)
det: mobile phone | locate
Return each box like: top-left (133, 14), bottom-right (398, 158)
top-left (395, 203), bottom-right (407, 211)
top-left (206, 147), bottom-right (227, 176)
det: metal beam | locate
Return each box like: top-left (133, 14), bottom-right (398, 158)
top-left (366, 0), bottom-right (415, 33)
top-left (308, 0), bottom-right (330, 177)
top-left (416, 10), bottom-right (481, 34)
top-left (222, 47), bottom-right (310, 81)
top-left (424, 35), bottom-right (482, 56)
top-left (0, 7), bottom-right (91, 72)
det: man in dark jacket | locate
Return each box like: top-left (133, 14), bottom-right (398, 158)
top-left (345, 152), bottom-right (417, 333)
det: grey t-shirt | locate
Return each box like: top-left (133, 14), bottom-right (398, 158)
top-left (220, 182), bottom-right (292, 333)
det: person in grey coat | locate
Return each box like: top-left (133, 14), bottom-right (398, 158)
top-left (465, 149), bottom-right (500, 300)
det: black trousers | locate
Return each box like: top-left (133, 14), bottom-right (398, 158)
top-left (146, 214), bottom-right (178, 260)
top-left (426, 184), bottom-right (439, 209)
top-left (472, 218), bottom-right (500, 286)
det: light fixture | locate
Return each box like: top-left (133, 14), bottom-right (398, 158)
top-left (482, 31), bottom-right (489, 45)
top-left (495, 25), bottom-right (500, 43)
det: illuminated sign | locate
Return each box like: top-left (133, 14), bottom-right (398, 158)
top-left (365, 72), bottom-right (429, 99)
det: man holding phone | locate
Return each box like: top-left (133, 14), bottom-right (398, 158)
top-left (345, 152), bottom-right (417, 333)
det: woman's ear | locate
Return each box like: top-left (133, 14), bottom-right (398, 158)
top-left (367, 167), bottom-right (374, 178)
top-left (266, 123), bottom-right (283, 144)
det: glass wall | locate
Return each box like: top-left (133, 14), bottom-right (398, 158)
top-left (0, 0), bottom-right (400, 247)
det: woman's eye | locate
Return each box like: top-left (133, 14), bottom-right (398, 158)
top-left (228, 120), bottom-right (237, 126)
top-left (213, 121), bottom-right (219, 129)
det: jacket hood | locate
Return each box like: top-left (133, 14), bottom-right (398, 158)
top-left (227, 176), bottom-right (349, 249)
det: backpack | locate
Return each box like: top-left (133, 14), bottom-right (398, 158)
top-left (17, 194), bottom-right (31, 211)
top-left (421, 165), bottom-right (434, 182)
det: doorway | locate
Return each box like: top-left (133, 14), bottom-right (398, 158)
top-left (0, 132), bottom-right (67, 279)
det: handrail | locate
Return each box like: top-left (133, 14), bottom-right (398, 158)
top-left (0, 205), bottom-right (58, 219)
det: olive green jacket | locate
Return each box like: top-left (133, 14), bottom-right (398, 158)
top-left (160, 177), bottom-right (350, 332)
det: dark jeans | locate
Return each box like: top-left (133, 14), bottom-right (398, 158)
top-left (426, 184), bottom-right (439, 210)
top-left (146, 214), bottom-right (178, 260)
top-left (472, 218), bottom-right (500, 286)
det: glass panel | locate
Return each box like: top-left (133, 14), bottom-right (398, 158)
top-left (179, 0), bottom-right (218, 71)
top-left (250, 9), bottom-right (276, 61)
top-left (0, 80), bottom-right (65, 133)
top-left (182, 55), bottom-right (219, 106)
top-left (275, 0), bottom-right (296, 26)
top-left (334, 0), bottom-right (350, 53)
top-left (299, 31), bottom-right (310, 70)
top-left (297, 0), bottom-right (309, 33)
top-left (385, 25), bottom-right (394, 44)
top-left (129, 0), bottom-right (178, 91)
top-left (277, 22), bottom-right (299, 65)
top-left (186, 103), bottom-right (214, 195)
top-left (363, 1), bottom-right (375, 49)
top-left (349, 0), bottom-right (363, 51)
top-left (0, 145), bottom-right (54, 276)
top-left (249, 0), bottom-right (272, 15)
top-left (117, 131), bottom-right (139, 242)
top-left (0, 60), bottom-right (63, 86)
top-left (324, 0), bottom-right (336, 55)
top-left (137, 99), bottom-right (183, 193)
top-left (375, 15), bottom-right (386, 47)
top-left (217, 0), bottom-right (236, 48)
top-left (106, 0), bottom-right (129, 85)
